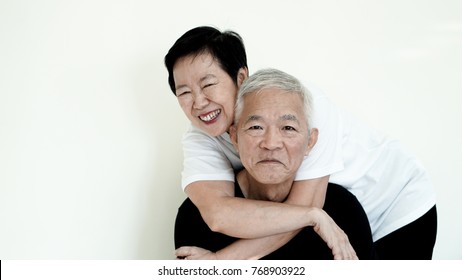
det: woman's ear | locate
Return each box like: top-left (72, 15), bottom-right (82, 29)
top-left (237, 67), bottom-right (249, 87)
top-left (305, 128), bottom-right (318, 156)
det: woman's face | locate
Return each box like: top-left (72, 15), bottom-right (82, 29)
top-left (173, 52), bottom-right (245, 136)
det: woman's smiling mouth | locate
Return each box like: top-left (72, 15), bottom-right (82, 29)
top-left (199, 109), bottom-right (221, 122)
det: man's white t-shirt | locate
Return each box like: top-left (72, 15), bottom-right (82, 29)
top-left (180, 83), bottom-right (436, 241)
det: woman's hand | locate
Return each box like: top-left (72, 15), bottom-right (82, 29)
top-left (311, 208), bottom-right (358, 260)
top-left (175, 246), bottom-right (218, 260)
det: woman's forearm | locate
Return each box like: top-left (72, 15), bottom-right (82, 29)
top-left (216, 230), bottom-right (302, 259)
top-left (185, 178), bottom-right (329, 239)
top-left (202, 195), bottom-right (316, 238)
top-left (213, 178), bottom-right (331, 259)
top-left (211, 207), bottom-right (356, 260)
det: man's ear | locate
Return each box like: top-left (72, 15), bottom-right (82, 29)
top-left (229, 125), bottom-right (239, 151)
top-left (237, 67), bottom-right (248, 87)
top-left (305, 128), bottom-right (318, 156)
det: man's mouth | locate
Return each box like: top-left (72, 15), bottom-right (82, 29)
top-left (258, 159), bottom-right (283, 164)
top-left (199, 109), bottom-right (221, 122)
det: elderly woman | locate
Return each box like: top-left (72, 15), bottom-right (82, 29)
top-left (174, 69), bottom-right (374, 260)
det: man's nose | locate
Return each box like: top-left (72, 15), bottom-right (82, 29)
top-left (260, 127), bottom-right (283, 150)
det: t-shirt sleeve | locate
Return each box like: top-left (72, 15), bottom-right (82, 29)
top-left (295, 83), bottom-right (344, 181)
top-left (181, 126), bottom-right (235, 190)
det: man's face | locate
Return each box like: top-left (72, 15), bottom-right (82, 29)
top-left (231, 88), bottom-right (316, 185)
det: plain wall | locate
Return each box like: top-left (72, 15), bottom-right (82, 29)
top-left (1, 0), bottom-right (461, 259)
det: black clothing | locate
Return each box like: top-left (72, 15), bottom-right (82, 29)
top-left (174, 182), bottom-right (374, 260)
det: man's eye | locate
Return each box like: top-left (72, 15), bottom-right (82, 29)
top-left (283, 126), bottom-right (296, 131)
top-left (248, 125), bottom-right (263, 130)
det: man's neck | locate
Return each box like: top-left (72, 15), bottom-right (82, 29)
top-left (237, 170), bottom-right (293, 202)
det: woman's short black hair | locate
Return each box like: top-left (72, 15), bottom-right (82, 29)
top-left (164, 26), bottom-right (248, 95)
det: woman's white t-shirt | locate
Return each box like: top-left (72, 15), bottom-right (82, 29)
top-left (180, 83), bottom-right (436, 241)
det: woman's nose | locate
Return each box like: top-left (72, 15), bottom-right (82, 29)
top-left (192, 90), bottom-right (209, 110)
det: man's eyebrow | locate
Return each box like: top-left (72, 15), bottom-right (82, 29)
top-left (280, 114), bottom-right (299, 123)
top-left (243, 114), bottom-right (300, 124)
top-left (244, 115), bottom-right (262, 124)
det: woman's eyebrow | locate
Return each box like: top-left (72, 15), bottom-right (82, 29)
top-left (175, 74), bottom-right (218, 91)
top-left (200, 74), bottom-right (217, 83)
top-left (175, 84), bottom-right (189, 92)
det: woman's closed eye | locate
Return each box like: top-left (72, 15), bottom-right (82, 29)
top-left (201, 83), bottom-right (217, 96)
top-left (203, 83), bottom-right (216, 88)
top-left (176, 90), bottom-right (191, 97)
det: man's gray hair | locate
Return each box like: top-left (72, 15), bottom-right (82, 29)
top-left (234, 68), bottom-right (313, 130)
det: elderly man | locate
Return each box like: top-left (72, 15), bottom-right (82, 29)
top-left (174, 69), bottom-right (374, 260)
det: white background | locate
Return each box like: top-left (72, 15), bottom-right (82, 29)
top-left (1, 0), bottom-right (461, 259)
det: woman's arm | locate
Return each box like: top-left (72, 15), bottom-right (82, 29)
top-left (181, 176), bottom-right (356, 259)
top-left (177, 179), bottom-right (356, 260)
top-left (185, 177), bottom-right (328, 239)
